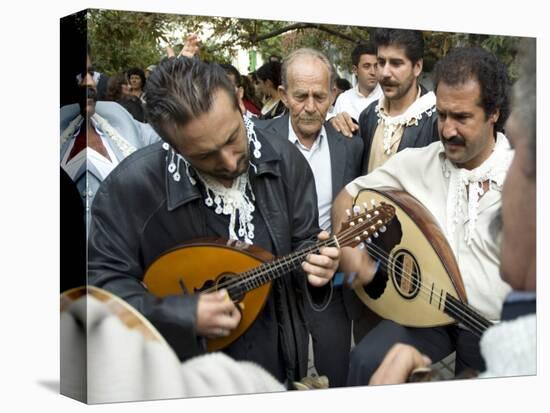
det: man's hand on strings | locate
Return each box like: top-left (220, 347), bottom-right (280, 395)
top-left (302, 231), bottom-right (340, 287)
top-left (340, 245), bottom-right (379, 289)
top-left (196, 289), bottom-right (241, 338)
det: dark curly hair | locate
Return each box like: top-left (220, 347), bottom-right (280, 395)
top-left (127, 67), bottom-right (146, 88)
top-left (433, 47), bottom-right (510, 136)
top-left (373, 28), bottom-right (424, 64)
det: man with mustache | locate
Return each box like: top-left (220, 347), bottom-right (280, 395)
top-left (254, 48), bottom-right (363, 387)
top-left (339, 28), bottom-right (441, 346)
top-left (369, 39), bottom-right (536, 386)
top-left (88, 56), bottom-right (340, 386)
top-left (332, 29), bottom-right (439, 175)
top-left (332, 46), bottom-right (513, 385)
top-left (60, 54), bottom-right (160, 227)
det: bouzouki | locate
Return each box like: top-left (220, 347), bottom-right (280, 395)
top-left (353, 188), bottom-right (493, 337)
top-left (143, 202), bottom-right (395, 351)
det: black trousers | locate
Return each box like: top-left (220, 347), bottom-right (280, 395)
top-left (347, 320), bottom-right (486, 385)
top-left (304, 286), bottom-right (352, 387)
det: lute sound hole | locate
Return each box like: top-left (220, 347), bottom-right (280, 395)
top-left (390, 249), bottom-right (421, 299)
top-left (216, 273), bottom-right (245, 302)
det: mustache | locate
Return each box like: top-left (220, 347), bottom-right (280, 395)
top-left (381, 79), bottom-right (399, 87)
top-left (442, 135), bottom-right (466, 145)
top-left (79, 86), bottom-right (97, 101)
top-left (299, 115), bottom-right (323, 122)
top-left (86, 87), bottom-right (97, 100)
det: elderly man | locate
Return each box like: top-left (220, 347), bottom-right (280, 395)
top-left (255, 48), bottom-right (363, 387)
top-left (88, 56), bottom-right (340, 386)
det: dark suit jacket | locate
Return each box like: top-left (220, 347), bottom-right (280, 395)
top-left (254, 114), bottom-right (365, 318)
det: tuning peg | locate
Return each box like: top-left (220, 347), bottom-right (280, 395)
top-left (366, 213), bottom-right (372, 219)
top-left (371, 199), bottom-right (377, 206)
top-left (373, 232), bottom-right (379, 238)
top-left (354, 236), bottom-right (361, 242)
top-left (353, 205), bottom-right (361, 215)
top-left (380, 225), bottom-right (387, 233)
top-left (362, 202), bottom-right (368, 210)
top-left (365, 238), bottom-right (372, 244)
top-left (349, 222), bottom-right (355, 226)
top-left (362, 231), bottom-right (369, 237)
top-left (345, 209), bottom-right (351, 217)
top-left (357, 218), bottom-right (364, 223)
top-left (374, 210), bottom-right (380, 216)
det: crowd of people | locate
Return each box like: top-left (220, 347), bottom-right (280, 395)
top-left (59, 25), bottom-right (537, 403)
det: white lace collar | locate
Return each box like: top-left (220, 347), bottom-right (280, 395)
top-left (60, 113), bottom-right (137, 158)
top-left (441, 132), bottom-right (513, 245)
top-left (163, 116), bottom-right (262, 244)
top-left (376, 89), bottom-right (436, 154)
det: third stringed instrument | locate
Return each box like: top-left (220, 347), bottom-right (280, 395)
top-left (143, 201), bottom-right (395, 351)
top-left (353, 188), bottom-right (493, 337)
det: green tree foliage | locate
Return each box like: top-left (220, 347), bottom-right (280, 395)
top-left (88, 9), bottom-right (177, 75)
top-left (87, 9), bottom-right (524, 80)
top-left (425, 31), bottom-right (522, 80)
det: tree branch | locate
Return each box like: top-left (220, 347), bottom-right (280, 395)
top-left (250, 23), bottom-right (309, 43)
top-left (250, 22), bottom-right (363, 44)
top-left (311, 24), bottom-right (365, 43)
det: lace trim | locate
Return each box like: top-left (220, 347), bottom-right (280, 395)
top-left (60, 113), bottom-right (137, 158)
top-left (60, 115), bottom-right (83, 147)
top-left (93, 113), bottom-right (137, 158)
top-left (376, 91), bottom-right (436, 155)
top-left (199, 172), bottom-right (256, 243)
top-left (163, 115), bottom-right (262, 243)
top-left (443, 132), bottom-right (513, 245)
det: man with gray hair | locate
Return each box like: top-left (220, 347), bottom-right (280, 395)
top-left (255, 48), bottom-right (364, 387)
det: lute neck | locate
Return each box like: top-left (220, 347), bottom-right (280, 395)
top-left (443, 294), bottom-right (493, 337)
top-left (228, 237), bottom-right (338, 298)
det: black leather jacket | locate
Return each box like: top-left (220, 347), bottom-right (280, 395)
top-left (88, 126), bottom-right (329, 381)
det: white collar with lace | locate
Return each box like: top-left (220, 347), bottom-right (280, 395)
top-left (163, 116), bottom-right (262, 244)
top-left (60, 113), bottom-right (137, 158)
top-left (441, 132), bottom-right (513, 245)
top-left (376, 89), bottom-right (436, 154)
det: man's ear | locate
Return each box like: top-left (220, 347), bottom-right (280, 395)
top-left (236, 86), bottom-right (245, 114)
top-left (330, 85), bottom-right (337, 104)
top-left (490, 108), bottom-right (501, 125)
top-left (413, 58), bottom-right (423, 79)
top-left (278, 85), bottom-right (289, 108)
